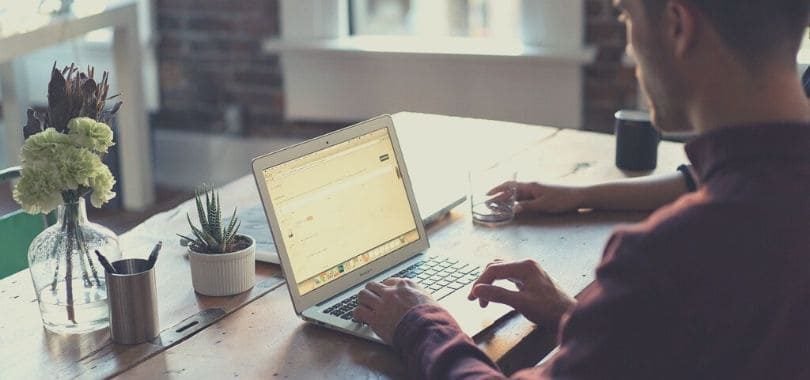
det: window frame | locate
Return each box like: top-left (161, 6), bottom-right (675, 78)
top-left (348, 0), bottom-right (523, 40)
top-left (269, 0), bottom-right (594, 128)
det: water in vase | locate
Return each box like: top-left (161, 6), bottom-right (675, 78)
top-left (36, 279), bottom-right (109, 334)
top-left (27, 198), bottom-right (120, 334)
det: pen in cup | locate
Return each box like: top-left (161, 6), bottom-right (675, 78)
top-left (147, 241), bottom-right (162, 269)
top-left (95, 250), bottom-right (117, 274)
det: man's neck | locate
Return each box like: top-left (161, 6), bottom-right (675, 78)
top-left (689, 65), bottom-right (810, 133)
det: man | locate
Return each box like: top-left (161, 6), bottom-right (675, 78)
top-left (353, 0), bottom-right (810, 378)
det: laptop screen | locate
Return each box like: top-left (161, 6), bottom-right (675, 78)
top-left (260, 127), bottom-right (421, 295)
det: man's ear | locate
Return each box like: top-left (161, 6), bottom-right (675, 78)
top-left (664, 0), bottom-right (698, 59)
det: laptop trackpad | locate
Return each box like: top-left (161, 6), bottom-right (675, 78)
top-left (439, 283), bottom-right (516, 337)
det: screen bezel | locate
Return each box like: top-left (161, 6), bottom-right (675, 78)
top-left (251, 115), bottom-right (428, 314)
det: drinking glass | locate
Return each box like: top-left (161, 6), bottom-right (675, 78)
top-left (469, 165), bottom-right (517, 227)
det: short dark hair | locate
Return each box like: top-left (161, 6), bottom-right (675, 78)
top-left (643, 0), bottom-right (809, 66)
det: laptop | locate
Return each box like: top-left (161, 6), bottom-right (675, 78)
top-left (251, 114), bottom-right (513, 343)
top-left (235, 161), bottom-right (465, 265)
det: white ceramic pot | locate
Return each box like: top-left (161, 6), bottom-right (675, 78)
top-left (188, 235), bottom-right (256, 296)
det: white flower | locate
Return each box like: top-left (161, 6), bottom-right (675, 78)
top-left (68, 117), bottom-right (114, 153)
top-left (14, 122), bottom-right (117, 214)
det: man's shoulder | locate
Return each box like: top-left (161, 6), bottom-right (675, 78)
top-left (614, 193), bottom-right (713, 246)
top-left (606, 188), bottom-right (809, 276)
top-left (596, 194), bottom-right (744, 296)
top-left (607, 192), bottom-right (749, 263)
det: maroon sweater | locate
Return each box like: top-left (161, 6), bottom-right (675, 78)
top-left (393, 123), bottom-right (810, 379)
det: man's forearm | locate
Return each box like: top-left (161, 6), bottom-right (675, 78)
top-left (578, 172), bottom-right (689, 211)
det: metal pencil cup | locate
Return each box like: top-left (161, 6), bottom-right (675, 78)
top-left (105, 258), bottom-right (159, 344)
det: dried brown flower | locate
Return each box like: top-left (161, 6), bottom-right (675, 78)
top-left (23, 62), bottom-right (123, 137)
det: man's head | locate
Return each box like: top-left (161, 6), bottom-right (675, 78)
top-left (614, 0), bottom-right (809, 132)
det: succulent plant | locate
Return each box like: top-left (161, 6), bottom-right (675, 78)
top-left (179, 185), bottom-right (244, 254)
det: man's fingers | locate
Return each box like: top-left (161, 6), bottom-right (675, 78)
top-left (486, 258), bottom-right (503, 267)
top-left (384, 277), bottom-right (412, 287)
top-left (366, 281), bottom-right (388, 295)
top-left (486, 191), bottom-right (514, 204)
top-left (486, 181), bottom-right (515, 196)
top-left (468, 260), bottom-right (538, 299)
top-left (352, 304), bottom-right (374, 323)
top-left (470, 284), bottom-right (521, 308)
top-left (357, 288), bottom-right (381, 308)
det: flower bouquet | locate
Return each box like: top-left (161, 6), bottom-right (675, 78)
top-left (14, 63), bottom-right (124, 334)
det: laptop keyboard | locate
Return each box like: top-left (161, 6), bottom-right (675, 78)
top-left (322, 256), bottom-right (482, 322)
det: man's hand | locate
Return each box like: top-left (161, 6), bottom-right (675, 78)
top-left (468, 259), bottom-right (575, 326)
top-left (488, 181), bottom-right (585, 214)
top-left (353, 278), bottom-right (438, 344)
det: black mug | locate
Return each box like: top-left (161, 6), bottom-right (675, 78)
top-left (614, 110), bottom-right (660, 171)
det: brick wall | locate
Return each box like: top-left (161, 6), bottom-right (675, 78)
top-left (154, 0), bottom-right (284, 135)
top-left (583, 0), bottom-right (640, 133)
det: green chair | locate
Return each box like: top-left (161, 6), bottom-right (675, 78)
top-left (0, 167), bottom-right (54, 279)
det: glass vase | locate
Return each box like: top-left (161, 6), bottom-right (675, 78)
top-left (27, 197), bottom-right (121, 334)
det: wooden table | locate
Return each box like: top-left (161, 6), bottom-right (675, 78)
top-left (0, 0), bottom-right (154, 210)
top-left (0, 113), bottom-right (687, 378)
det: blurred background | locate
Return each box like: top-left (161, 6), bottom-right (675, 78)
top-left (1, 0), bottom-right (808, 231)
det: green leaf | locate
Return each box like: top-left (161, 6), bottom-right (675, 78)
top-left (209, 191), bottom-right (222, 242)
top-left (228, 220), bottom-right (242, 246)
top-left (230, 221), bottom-right (241, 242)
top-left (204, 186), bottom-right (216, 237)
top-left (177, 233), bottom-right (198, 247)
top-left (188, 214), bottom-right (217, 249)
top-left (194, 189), bottom-right (208, 232)
top-left (223, 207), bottom-right (238, 242)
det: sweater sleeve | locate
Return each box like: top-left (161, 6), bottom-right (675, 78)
top-left (392, 303), bottom-right (558, 379)
top-left (393, 303), bottom-right (504, 379)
